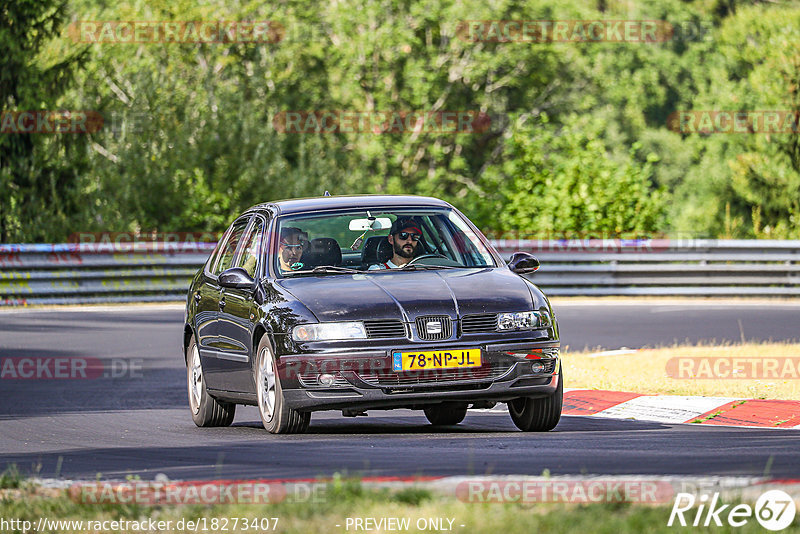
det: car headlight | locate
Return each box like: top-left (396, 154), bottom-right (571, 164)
top-left (498, 311), bottom-right (551, 331)
top-left (291, 322), bottom-right (367, 342)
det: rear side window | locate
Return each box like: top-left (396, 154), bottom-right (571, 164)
top-left (213, 217), bottom-right (251, 275)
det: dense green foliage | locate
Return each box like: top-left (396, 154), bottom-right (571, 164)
top-left (1, 0), bottom-right (799, 241)
top-left (0, 0), bottom-right (88, 242)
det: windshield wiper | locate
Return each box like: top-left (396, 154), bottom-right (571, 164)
top-left (399, 264), bottom-right (459, 270)
top-left (285, 265), bottom-right (363, 275)
top-left (312, 265), bottom-right (362, 273)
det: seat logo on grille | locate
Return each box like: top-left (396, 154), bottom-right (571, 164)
top-left (426, 321), bottom-right (442, 334)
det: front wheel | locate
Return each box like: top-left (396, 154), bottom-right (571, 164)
top-left (255, 336), bottom-right (310, 434)
top-left (508, 368), bottom-right (563, 432)
top-left (187, 337), bottom-right (235, 427)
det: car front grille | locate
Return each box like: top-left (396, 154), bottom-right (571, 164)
top-left (357, 361), bottom-right (513, 387)
top-left (363, 319), bottom-right (407, 339)
top-left (461, 313), bottom-right (498, 334)
top-left (363, 314), bottom-right (506, 339)
top-left (415, 315), bottom-right (452, 341)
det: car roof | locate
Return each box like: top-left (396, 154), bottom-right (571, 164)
top-left (245, 195), bottom-right (453, 216)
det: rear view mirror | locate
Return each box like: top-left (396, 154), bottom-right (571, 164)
top-left (508, 252), bottom-right (540, 274)
top-left (349, 217), bottom-right (392, 232)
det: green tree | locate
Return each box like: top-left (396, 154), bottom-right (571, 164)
top-left (493, 114), bottom-right (665, 237)
top-left (0, 0), bottom-right (88, 241)
top-left (6, 0), bottom-right (799, 242)
top-left (672, 5), bottom-right (800, 238)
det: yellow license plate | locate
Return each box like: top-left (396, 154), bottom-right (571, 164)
top-left (392, 349), bottom-right (481, 371)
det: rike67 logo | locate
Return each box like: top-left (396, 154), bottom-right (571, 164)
top-left (669, 490), bottom-right (796, 531)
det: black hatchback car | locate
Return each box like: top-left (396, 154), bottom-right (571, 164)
top-left (183, 195), bottom-right (561, 433)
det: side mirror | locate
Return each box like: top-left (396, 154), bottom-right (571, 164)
top-left (508, 252), bottom-right (540, 274)
top-left (218, 267), bottom-right (255, 289)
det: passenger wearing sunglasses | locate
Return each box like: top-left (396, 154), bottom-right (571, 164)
top-left (368, 217), bottom-right (423, 270)
top-left (278, 227), bottom-right (309, 272)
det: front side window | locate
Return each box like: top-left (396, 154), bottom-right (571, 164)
top-left (204, 227), bottom-right (231, 273)
top-left (213, 217), bottom-right (251, 275)
top-left (236, 219), bottom-right (265, 277)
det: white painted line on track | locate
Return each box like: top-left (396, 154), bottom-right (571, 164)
top-left (591, 395), bottom-right (742, 424)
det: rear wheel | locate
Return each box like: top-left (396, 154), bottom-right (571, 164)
top-left (508, 368), bottom-right (563, 432)
top-left (187, 337), bottom-right (235, 427)
top-left (424, 402), bottom-right (468, 426)
top-left (255, 336), bottom-right (310, 434)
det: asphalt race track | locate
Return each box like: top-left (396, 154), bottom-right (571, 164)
top-left (1, 300), bottom-right (799, 481)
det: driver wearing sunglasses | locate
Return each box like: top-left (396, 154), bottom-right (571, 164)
top-left (368, 217), bottom-right (423, 270)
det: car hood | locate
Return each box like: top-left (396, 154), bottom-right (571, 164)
top-left (274, 268), bottom-right (535, 322)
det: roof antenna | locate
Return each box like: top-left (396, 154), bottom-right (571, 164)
top-left (323, 191), bottom-right (331, 196)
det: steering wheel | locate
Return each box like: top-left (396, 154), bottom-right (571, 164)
top-left (405, 253), bottom-right (448, 266)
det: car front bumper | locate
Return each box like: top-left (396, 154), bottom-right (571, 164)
top-left (277, 341), bottom-right (561, 412)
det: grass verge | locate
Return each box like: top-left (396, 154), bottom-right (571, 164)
top-left (564, 342), bottom-right (800, 399)
top-left (2, 474), bottom-right (797, 533)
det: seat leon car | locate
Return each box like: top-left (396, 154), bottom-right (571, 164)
top-left (183, 195), bottom-right (562, 433)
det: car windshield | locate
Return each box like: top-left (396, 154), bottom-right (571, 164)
top-left (275, 208), bottom-right (497, 276)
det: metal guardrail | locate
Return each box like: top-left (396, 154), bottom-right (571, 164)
top-left (0, 239), bottom-right (799, 305)
top-left (0, 243), bottom-right (213, 306)
top-left (494, 239), bottom-right (800, 296)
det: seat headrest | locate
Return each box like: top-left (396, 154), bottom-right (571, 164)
top-left (361, 235), bottom-right (388, 266)
top-left (376, 239), bottom-right (393, 263)
top-left (302, 238), bottom-right (342, 267)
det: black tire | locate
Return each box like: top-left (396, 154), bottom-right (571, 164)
top-left (508, 368), bottom-right (563, 432)
top-left (424, 402), bottom-right (468, 426)
top-left (187, 337), bottom-right (235, 427)
top-left (255, 336), bottom-right (310, 434)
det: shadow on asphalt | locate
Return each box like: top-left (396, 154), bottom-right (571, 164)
top-left (2, 415), bottom-right (798, 481)
top-left (0, 367), bottom-right (186, 418)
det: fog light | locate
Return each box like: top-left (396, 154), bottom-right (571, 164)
top-left (531, 361), bottom-right (545, 374)
top-left (318, 373), bottom-right (336, 386)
